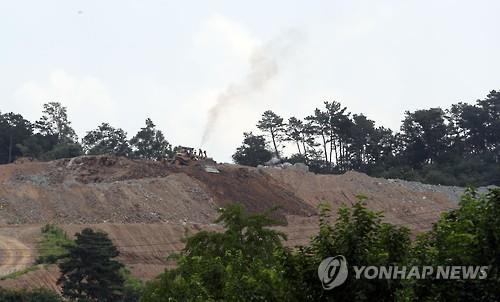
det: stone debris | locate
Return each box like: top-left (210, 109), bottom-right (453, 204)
top-left (0, 154), bottom-right (496, 230)
top-left (203, 166), bottom-right (220, 174)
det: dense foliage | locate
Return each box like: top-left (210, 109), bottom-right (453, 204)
top-left (234, 90), bottom-right (499, 186)
top-left (410, 189), bottom-right (500, 301)
top-left (285, 198), bottom-right (411, 301)
top-left (82, 123), bottom-right (132, 156)
top-left (141, 204), bottom-right (291, 301)
top-left (232, 132), bottom-right (273, 166)
top-left (0, 287), bottom-right (62, 302)
top-left (57, 228), bottom-right (125, 302)
top-left (129, 118), bottom-right (173, 160)
top-left (141, 189), bottom-right (499, 301)
top-left (0, 112), bottom-right (32, 164)
top-left (18, 102), bottom-right (83, 161)
top-left (1, 90), bottom-right (498, 186)
top-left (0, 103), bottom-right (172, 164)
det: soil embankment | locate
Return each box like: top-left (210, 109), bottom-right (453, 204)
top-left (0, 155), bottom-right (466, 290)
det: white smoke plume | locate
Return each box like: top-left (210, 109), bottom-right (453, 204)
top-left (201, 29), bottom-right (304, 145)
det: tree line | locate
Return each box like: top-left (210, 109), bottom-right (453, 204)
top-left (0, 102), bottom-right (174, 164)
top-left (3, 188), bottom-right (498, 301)
top-left (233, 90), bottom-right (500, 186)
top-left (2, 90), bottom-right (498, 187)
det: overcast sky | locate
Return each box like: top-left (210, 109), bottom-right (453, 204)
top-left (1, 0), bottom-right (499, 162)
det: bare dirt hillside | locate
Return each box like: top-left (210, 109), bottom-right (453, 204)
top-left (0, 235), bottom-right (33, 276)
top-left (0, 155), bottom-right (461, 291)
top-left (264, 168), bottom-right (455, 229)
top-left (0, 156), bottom-right (314, 225)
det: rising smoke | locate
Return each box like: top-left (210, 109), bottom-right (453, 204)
top-left (201, 29), bottom-right (304, 145)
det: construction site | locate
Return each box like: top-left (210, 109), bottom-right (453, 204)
top-left (0, 152), bottom-right (480, 292)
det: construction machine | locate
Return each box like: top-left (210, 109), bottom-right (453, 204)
top-left (172, 146), bottom-right (198, 165)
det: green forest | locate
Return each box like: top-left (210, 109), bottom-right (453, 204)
top-left (234, 90), bottom-right (499, 186)
top-left (0, 102), bottom-right (173, 164)
top-left (1, 90), bottom-right (499, 187)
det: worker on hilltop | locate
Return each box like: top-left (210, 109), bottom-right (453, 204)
top-left (203, 150), bottom-right (207, 158)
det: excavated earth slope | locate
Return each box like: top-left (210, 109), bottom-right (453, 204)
top-left (0, 155), bottom-right (459, 290)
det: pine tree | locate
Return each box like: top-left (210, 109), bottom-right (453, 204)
top-left (257, 110), bottom-right (285, 159)
top-left (57, 228), bottom-right (124, 302)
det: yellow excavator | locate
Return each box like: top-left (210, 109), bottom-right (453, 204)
top-left (171, 146), bottom-right (219, 173)
top-left (172, 146), bottom-right (198, 165)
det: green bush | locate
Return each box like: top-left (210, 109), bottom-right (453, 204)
top-left (141, 204), bottom-right (291, 302)
top-left (41, 143), bottom-right (82, 160)
top-left (0, 266), bottom-right (39, 281)
top-left (121, 268), bottom-right (145, 302)
top-left (140, 189), bottom-right (500, 301)
top-left (36, 224), bottom-right (73, 264)
top-left (0, 287), bottom-right (61, 302)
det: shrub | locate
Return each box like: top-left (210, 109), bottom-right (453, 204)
top-left (36, 224), bottom-right (73, 264)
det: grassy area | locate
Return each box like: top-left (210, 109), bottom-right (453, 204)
top-left (0, 265), bottom-right (40, 280)
top-left (36, 224), bottom-right (74, 264)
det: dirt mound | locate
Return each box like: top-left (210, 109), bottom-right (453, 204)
top-left (0, 156), bottom-right (319, 225)
top-left (0, 235), bottom-right (34, 277)
top-left (0, 155), bottom-right (460, 229)
top-left (263, 169), bottom-right (454, 231)
top-left (0, 265), bottom-right (60, 292)
top-left (0, 220), bottom-right (318, 291)
top-left (0, 173), bottom-right (218, 225)
top-left (4, 155), bottom-right (172, 186)
top-left (62, 155), bottom-right (171, 184)
top-left (0, 155), bottom-right (464, 291)
top-left (0, 155), bottom-right (459, 228)
top-left (181, 164), bottom-right (316, 221)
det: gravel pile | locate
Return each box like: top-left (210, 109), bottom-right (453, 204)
top-left (386, 178), bottom-right (497, 203)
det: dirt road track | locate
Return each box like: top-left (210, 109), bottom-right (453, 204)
top-left (0, 235), bottom-right (33, 277)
